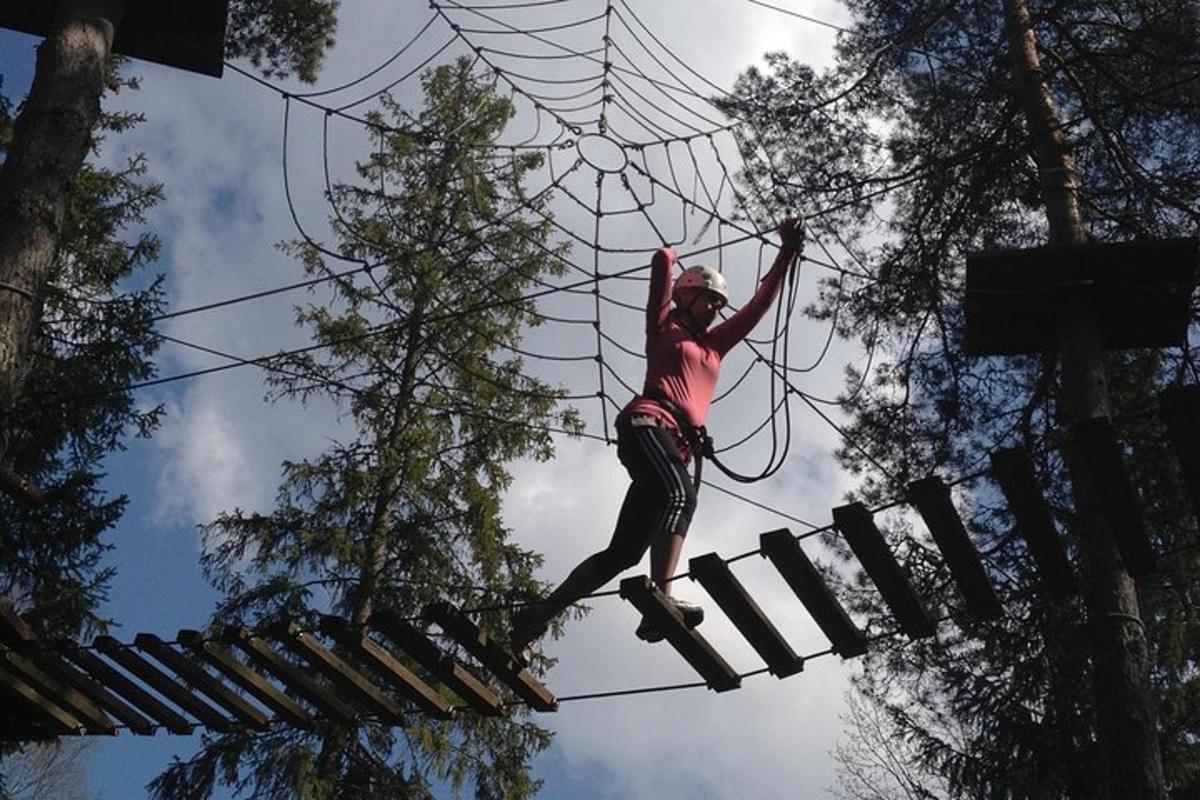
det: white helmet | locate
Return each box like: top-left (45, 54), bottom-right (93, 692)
top-left (672, 265), bottom-right (729, 305)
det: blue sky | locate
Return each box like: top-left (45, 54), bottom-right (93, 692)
top-left (0, 4), bottom-right (868, 797)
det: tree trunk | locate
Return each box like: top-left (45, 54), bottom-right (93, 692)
top-left (354, 295), bottom-right (428, 626)
top-left (1002, 0), bottom-right (1165, 797)
top-left (0, 0), bottom-right (129, 443)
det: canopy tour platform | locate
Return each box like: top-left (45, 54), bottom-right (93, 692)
top-left (0, 0), bottom-right (229, 78)
top-left (3, 384), bottom-right (1194, 741)
top-left (964, 237), bottom-right (1198, 356)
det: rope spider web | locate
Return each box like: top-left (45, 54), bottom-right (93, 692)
top-left (252, 0), bottom-right (877, 500)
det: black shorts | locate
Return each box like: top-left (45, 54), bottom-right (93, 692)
top-left (594, 419), bottom-right (698, 575)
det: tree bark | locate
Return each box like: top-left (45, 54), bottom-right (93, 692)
top-left (0, 0), bottom-right (130, 442)
top-left (1002, 1), bottom-right (1165, 797)
top-left (354, 294), bottom-right (428, 626)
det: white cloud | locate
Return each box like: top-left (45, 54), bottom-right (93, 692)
top-left (152, 394), bottom-right (263, 526)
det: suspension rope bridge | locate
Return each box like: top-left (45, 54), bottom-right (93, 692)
top-left (3, 381), bottom-right (1199, 738)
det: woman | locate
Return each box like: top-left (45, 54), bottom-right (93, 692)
top-left (512, 218), bottom-right (804, 651)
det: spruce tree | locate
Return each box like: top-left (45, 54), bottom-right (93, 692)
top-left (150, 57), bottom-right (578, 799)
top-left (0, 67), bottom-right (164, 639)
top-left (0, 0), bottom-right (338, 465)
top-left (721, 2), bottom-right (1199, 797)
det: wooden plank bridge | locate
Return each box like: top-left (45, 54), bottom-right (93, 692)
top-left (2, 387), bottom-right (1197, 740)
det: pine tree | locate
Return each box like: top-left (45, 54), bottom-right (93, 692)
top-left (721, 1), bottom-right (1199, 797)
top-left (0, 66), bottom-right (163, 640)
top-left (0, 0), bottom-right (338, 468)
top-left (150, 57), bottom-right (578, 799)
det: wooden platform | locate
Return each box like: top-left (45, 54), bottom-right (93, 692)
top-left (965, 238), bottom-right (1198, 356)
top-left (0, 0), bottom-right (229, 77)
top-left (908, 477), bottom-right (1003, 621)
top-left (990, 448), bottom-right (1078, 597)
top-left (832, 503), bottom-right (937, 640)
top-left (1072, 417), bottom-right (1157, 576)
top-left (1160, 386), bottom-right (1200, 526)
top-left (759, 530), bottom-right (867, 658)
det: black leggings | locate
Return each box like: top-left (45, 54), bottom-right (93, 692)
top-left (592, 420), bottom-right (698, 578)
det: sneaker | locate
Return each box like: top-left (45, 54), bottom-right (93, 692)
top-left (672, 599), bottom-right (705, 629)
top-left (635, 615), bottom-right (666, 643)
top-left (635, 598), bottom-right (704, 643)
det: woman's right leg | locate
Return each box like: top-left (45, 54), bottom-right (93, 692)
top-left (511, 426), bottom-right (665, 651)
top-left (511, 423), bottom-right (696, 650)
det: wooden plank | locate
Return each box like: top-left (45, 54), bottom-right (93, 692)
top-left (0, 662), bottom-right (82, 735)
top-left (276, 623), bottom-right (407, 725)
top-left (1159, 385), bottom-right (1200, 526)
top-left (45, 641), bottom-right (155, 735)
top-left (619, 577), bottom-right (741, 692)
top-left (990, 448), bottom-right (1078, 597)
top-left (1073, 417), bottom-right (1157, 576)
top-left (832, 503), bottom-right (937, 640)
top-left (688, 553), bottom-right (804, 678)
top-left (907, 477), bottom-right (1004, 621)
top-left (0, 0), bottom-right (231, 78)
top-left (423, 602), bottom-right (558, 712)
top-left (59, 643), bottom-right (193, 735)
top-left (227, 627), bottom-right (358, 725)
top-left (136, 634), bottom-right (270, 730)
top-left (320, 617), bottom-right (453, 720)
top-left (964, 238), bottom-right (1198, 355)
top-left (178, 630), bottom-right (313, 729)
top-left (1, 647), bottom-right (115, 734)
top-left (95, 637), bottom-right (235, 733)
top-left (759, 530), bottom-right (867, 658)
top-left (371, 612), bottom-right (503, 716)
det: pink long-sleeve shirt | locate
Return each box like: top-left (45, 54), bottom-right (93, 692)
top-left (617, 246), bottom-right (793, 462)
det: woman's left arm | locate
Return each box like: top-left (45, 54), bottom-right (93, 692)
top-left (709, 220), bottom-right (803, 355)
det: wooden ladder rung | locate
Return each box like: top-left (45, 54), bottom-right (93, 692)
top-left (1073, 417), bottom-right (1157, 576)
top-left (2, 647), bottom-right (115, 734)
top-left (0, 605), bottom-right (140, 735)
top-left (319, 617), bottom-right (454, 721)
top-left (0, 660), bottom-right (84, 735)
top-left (178, 630), bottom-right (313, 729)
top-left (907, 477), bottom-right (1003, 621)
top-left (832, 503), bottom-right (937, 640)
top-left (618, 577), bottom-right (741, 693)
top-left (44, 643), bottom-right (155, 735)
top-left (227, 627), bottom-right (358, 726)
top-left (136, 634), bottom-right (270, 730)
top-left (96, 636), bottom-right (236, 733)
top-left (1159, 385), bottom-right (1200, 526)
top-left (990, 448), bottom-right (1078, 597)
top-left (424, 602), bottom-right (557, 712)
top-left (372, 612), bottom-right (503, 717)
top-left (59, 642), bottom-right (194, 735)
top-left (759, 530), bottom-right (866, 658)
top-left (275, 623), bottom-right (407, 725)
top-left (688, 553), bottom-right (803, 678)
